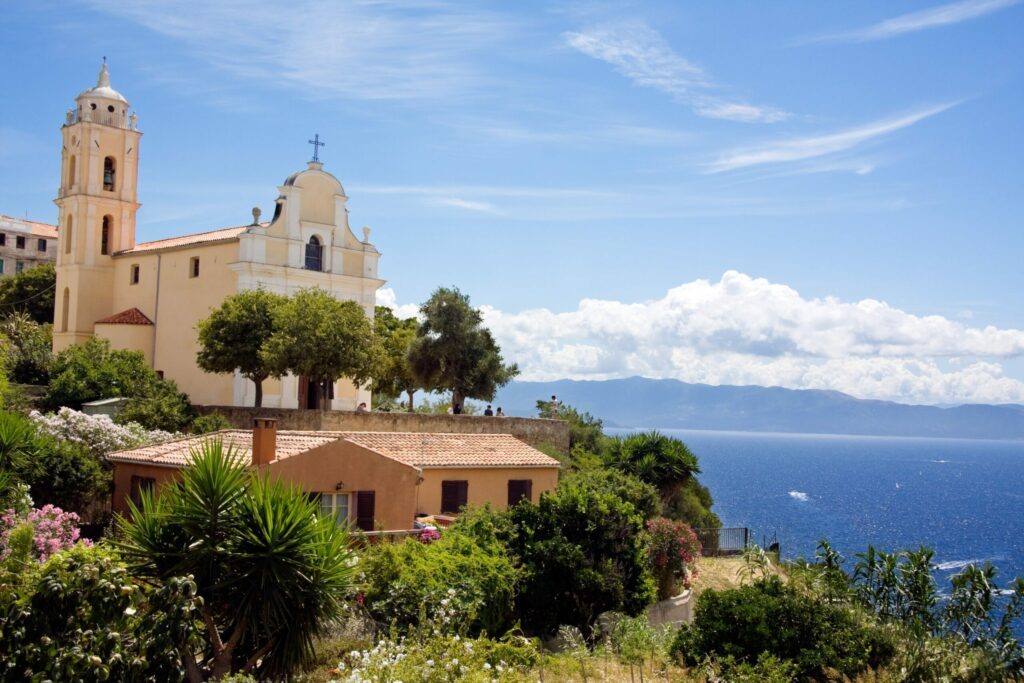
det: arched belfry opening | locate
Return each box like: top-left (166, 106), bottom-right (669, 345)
top-left (103, 156), bottom-right (116, 191)
top-left (305, 235), bottom-right (323, 271)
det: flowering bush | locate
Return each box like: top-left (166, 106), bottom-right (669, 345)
top-left (332, 594), bottom-right (537, 683)
top-left (647, 517), bottom-right (701, 599)
top-left (1, 504), bottom-right (92, 564)
top-left (418, 527), bottom-right (442, 544)
top-left (29, 407), bottom-right (177, 456)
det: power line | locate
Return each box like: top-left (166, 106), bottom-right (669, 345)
top-left (0, 281), bottom-right (56, 308)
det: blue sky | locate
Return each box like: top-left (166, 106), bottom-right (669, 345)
top-left (2, 1), bottom-right (1023, 404)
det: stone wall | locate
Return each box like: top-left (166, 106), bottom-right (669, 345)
top-left (195, 405), bottom-right (570, 453)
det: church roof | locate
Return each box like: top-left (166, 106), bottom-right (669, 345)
top-left (95, 308), bottom-right (154, 325)
top-left (77, 63), bottom-right (128, 104)
top-left (0, 215), bottom-right (58, 239)
top-left (116, 224), bottom-right (262, 255)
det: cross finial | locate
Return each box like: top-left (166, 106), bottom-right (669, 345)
top-left (308, 134), bottom-right (325, 163)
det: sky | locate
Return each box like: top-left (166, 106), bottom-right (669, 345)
top-left (1, 1), bottom-right (1023, 405)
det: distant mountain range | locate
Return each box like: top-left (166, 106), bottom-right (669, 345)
top-left (493, 377), bottom-right (1024, 440)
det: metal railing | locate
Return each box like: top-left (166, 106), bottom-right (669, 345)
top-left (693, 527), bottom-right (750, 557)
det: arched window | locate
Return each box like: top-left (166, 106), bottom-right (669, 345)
top-left (61, 288), bottom-right (70, 332)
top-left (103, 156), bottom-right (116, 191)
top-left (305, 235), bottom-right (323, 271)
top-left (68, 155), bottom-right (76, 188)
top-left (101, 216), bottom-right (112, 255)
top-left (64, 216), bottom-right (73, 255)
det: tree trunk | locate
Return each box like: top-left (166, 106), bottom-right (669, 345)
top-left (452, 388), bottom-right (465, 413)
top-left (406, 389), bottom-right (415, 412)
top-left (253, 378), bottom-right (263, 408)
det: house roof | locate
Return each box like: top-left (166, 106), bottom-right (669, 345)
top-left (95, 307), bottom-right (154, 325)
top-left (0, 215), bottom-right (59, 239)
top-left (107, 430), bottom-right (561, 470)
top-left (115, 223), bottom-right (267, 255)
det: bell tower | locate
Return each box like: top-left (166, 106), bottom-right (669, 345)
top-left (53, 62), bottom-right (142, 351)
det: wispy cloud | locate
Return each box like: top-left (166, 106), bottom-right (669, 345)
top-left (564, 22), bottom-right (788, 123)
top-left (80, 0), bottom-right (513, 101)
top-left (434, 197), bottom-right (502, 214)
top-left (706, 103), bottom-right (957, 173)
top-left (808, 0), bottom-right (1019, 43)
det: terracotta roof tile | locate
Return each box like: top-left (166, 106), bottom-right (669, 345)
top-left (0, 215), bottom-right (59, 239)
top-left (95, 307), bottom-right (154, 325)
top-left (107, 430), bottom-right (561, 470)
top-left (115, 223), bottom-right (268, 255)
top-left (341, 432), bottom-right (561, 468)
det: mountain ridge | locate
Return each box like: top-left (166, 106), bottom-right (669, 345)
top-left (492, 377), bottom-right (1024, 440)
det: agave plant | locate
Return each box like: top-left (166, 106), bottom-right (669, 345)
top-left (116, 438), bottom-right (356, 681)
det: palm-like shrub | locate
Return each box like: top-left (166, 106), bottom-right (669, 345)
top-left (604, 431), bottom-right (700, 508)
top-left (117, 439), bottom-right (355, 681)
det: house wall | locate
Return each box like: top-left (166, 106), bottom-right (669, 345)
top-left (110, 462), bottom-right (183, 515)
top-left (94, 321), bottom-right (154, 364)
top-left (418, 466), bottom-right (560, 515)
top-left (268, 440), bottom-right (421, 530)
top-left (194, 406), bottom-right (572, 453)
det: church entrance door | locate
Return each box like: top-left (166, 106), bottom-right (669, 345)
top-left (298, 377), bottom-right (332, 410)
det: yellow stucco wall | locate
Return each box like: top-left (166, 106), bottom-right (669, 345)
top-left (267, 441), bottom-right (421, 530)
top-left (94, 322), bottom-right (155, 365)
top-left (418, 467), bottom-right (560, 515)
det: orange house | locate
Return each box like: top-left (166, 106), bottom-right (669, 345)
top-left (106, 419), bottom-right (561, 530)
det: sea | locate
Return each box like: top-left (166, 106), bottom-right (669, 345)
top-left (613, 428), bottom-right (1024, 596)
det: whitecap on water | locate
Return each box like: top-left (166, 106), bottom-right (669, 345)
top-left (788, 490), bottom-right (810, 502)
top-left (934, 558), bottom-right (992, 571)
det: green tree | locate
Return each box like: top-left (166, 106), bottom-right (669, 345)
top-left (115, 379), bottom-right (196, 432)
top-left (263, 288), bottom-right (376, 411)
top-left (372, 305), bottom-right (422, 410)
top-left (408, 287), bottom-right (518, 412)
top-left (44, 337), bottom-right (162, 410)
top-left (117, 439), bottom-right (356, 680)
top-left (0, 313), bottom-right (52, 384)
top-left (536, 399), bottom-right (606, 456)
top-left (195, 288), bottom-right (286, 407)
top-left (0, 263), bottom-right (56, 324)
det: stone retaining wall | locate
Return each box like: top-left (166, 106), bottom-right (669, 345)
top-left (195, 405), bottom-right (570, 453)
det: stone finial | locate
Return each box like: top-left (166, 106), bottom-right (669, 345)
top-left (362, 226), bottom-right (371, 243)
top-left (251, 207), bottom-right (262, 225)
top-left (129, 112), bottom-right (138, 130)
top-left (97, 62), bottom-right (110, 88)
top-left (66, 109), bottom-right (75, 125)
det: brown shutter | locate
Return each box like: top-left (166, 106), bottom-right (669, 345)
top-left (507, 480), bottom-right (533, 506)
top-left (441, 481), bottom-right (468, 514)
top-left (297, 377), bottom-right (309, 409)
top-left (356, 491), bottom-right (376, 531)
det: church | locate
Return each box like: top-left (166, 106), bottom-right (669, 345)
top-left (50, 64), bottom-right (385, 410)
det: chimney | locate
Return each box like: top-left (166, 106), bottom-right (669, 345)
top-left (252, 417), bottom-right (277, 467)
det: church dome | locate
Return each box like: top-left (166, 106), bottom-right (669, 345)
top-left (77, 63), bottom-right (128, 105)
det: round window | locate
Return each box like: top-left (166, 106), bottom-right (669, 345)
top-left (107, 105), bottom-right (115, 113)
top-left (90, 103), bottom-right (97, 110)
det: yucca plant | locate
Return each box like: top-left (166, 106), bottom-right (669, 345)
top-left (116, 438), bottom-right (355, 681)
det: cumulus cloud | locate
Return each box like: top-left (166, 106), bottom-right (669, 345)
top-left (375, 287), bottom-right (421, 320)
top-left (389, 271), bottom-right (1024, 405)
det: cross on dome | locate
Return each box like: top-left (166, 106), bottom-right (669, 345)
top-left (308, 134), bottom-right (325, 163)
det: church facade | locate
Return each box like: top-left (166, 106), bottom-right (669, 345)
top-left (51, 64), bottom-right (385, 409)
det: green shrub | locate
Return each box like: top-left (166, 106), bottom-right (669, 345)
top-left (0, 544), bottom-right (202, 682)
top-left (191, 412), bottom-right (232, 434)
top-left (17, 437), bottom-right (109, 516)
top-left (45, 337), bottom-right (163, 410)
top-left (672, 576), bottom-right (894, 679)
top-left (507, 474), bottom-right (655, 636)
top-left (359, 527), bottom-right (520, 636)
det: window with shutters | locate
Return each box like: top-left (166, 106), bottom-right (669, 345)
top-left (507, 480), bottom-right (533, 507)
top-left (355, 491), bottom-right (376, 531)
top-left (441, 480), bottom-right (469, 514)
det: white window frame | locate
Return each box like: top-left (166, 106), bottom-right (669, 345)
top-left (320, 492), bottom-right (350, 525)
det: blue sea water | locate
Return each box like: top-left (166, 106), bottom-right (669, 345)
top-left (617, 429), bottom-right (1024, 593)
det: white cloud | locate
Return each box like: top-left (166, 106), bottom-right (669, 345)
top-left (707, 103), bottom-right (956, 173)
top-left (810, 0), bottom-right (1019, 43)
top-left (564, 23), bottom-right (788, 123)
top-left (375, 287), bottom-right (421, 320)
top-left (81, 0), bottom-right (511, 101)
top-left (381, 271), bottom-right (1024, 405)
top-left (434, 197), bottom-right (502, 214)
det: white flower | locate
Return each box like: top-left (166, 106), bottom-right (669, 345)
top-left (483, 662), bottom-right (492, 670)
